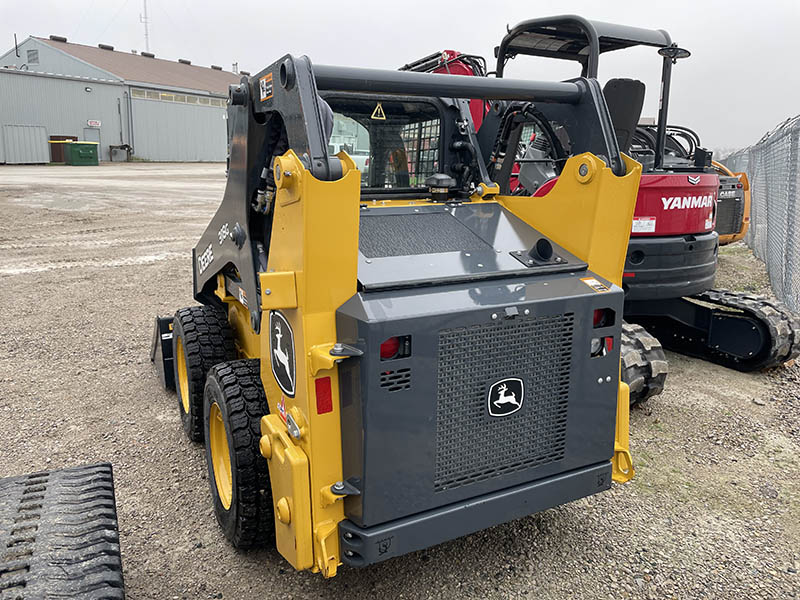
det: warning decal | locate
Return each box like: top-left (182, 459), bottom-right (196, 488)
top-left (632, 216), bottom-right (656, 233)
top-left (580, 277), bottom-right (610, 293)
top-left (371, 102), bottom-right (386, 120)
top-left (259, 73), bottom-right (273, 102)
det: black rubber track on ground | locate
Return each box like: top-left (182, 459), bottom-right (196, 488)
top-left (204, 359), bottom-right (274, 549)
top-left (692, 289), bottom-right (800, 371)
top-left (621, 322), bottom-right (669, 406)
top-left (172, 305), bottom-right (236, 442)
top-left (0, 463), bottom-right (124, 600)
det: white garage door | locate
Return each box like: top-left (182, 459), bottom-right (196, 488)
top-left (2, 124), bottom-right (49, 164)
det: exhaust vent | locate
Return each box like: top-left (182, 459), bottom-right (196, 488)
top-left (49, 35), bottom-right (67, 43)
top-left (379, 368), bottom-right (412, 392)
top-left (141, 52), bottom-right (155, 58)
top-left (98, 44), bottom-right (114, 51)
top-left (178, 58), bottom-right (191, 65)
top-left (211, 65), bottom-right (222, 71)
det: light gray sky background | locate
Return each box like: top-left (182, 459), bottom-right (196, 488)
top-left (3, 0), bottom-right (798, 152)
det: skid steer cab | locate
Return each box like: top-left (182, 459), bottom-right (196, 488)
top-left (150, 54), bottom-right (641, 578)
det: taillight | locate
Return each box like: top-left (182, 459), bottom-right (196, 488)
top-left (593, 308), bottom-right (614, 328)
top-left (315, 377), bottom-right (332, 414)
top-left (591, 336), bottom-right (614, 358)
top-left (380, 336), bottom-right (400, 360)
top-left (737, 182), bottom-right (743, 188)
top-left (365, 158), bottom-right (370, 166)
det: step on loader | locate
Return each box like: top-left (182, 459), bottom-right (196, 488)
top-left (152, 54), bottom-right (641, 577)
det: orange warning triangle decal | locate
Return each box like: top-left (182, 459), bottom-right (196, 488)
top-left (371, 102), bottom-right (386, 120)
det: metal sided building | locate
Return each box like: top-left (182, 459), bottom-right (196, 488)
top-left (0, 35), bottom-right (241, 163)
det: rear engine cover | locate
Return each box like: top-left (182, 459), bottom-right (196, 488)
top-left (336, 273), bottom-right (623, 527)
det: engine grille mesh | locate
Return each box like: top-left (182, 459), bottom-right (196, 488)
top-left (715, 196), bottom-right (745, 236)
top-left (434, 313), bottom-right (574, 492)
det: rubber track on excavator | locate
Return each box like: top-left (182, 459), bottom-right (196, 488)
top-left (621, 322), bottom-right (669, 405)
top-left (692, 289), bottom-right (800, 371)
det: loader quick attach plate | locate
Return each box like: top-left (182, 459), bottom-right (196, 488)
top-left (150, 316), bottom-right (175, 391)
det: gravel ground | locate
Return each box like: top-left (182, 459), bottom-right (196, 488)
top-left (0, 164), bottom-right (797, 600)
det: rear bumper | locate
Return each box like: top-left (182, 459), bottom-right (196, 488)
top-left (338, 461), bottom-right (611, 567)
top-left (623, 232), bottom-right (718, 301)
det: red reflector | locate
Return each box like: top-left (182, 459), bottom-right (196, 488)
top-left (380, 336), bottom-right (400, 360)
top-left (315, 377), bottom-right (333, 414)
top-left (593, 309), bottom-right (603, 327)
top-left (737, 183), bottom-right (743, 188)
top-left (622, 272), bottom-right (635, 278)
top-left (605, 337), bottom-right (614, 352)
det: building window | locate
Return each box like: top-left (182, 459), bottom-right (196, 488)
top-left (27, 49), bottom-right (39, 64)
top-left (130, 87), bottom-right (224, 107)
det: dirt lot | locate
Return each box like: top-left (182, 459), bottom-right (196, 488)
top-left (0, 163), bottom-right (798, 600)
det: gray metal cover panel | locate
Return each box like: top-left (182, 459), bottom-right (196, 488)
top-left (1, 125), bottom-right (48, 164)
top-left (357, 204), bottom-right (586, 290)
top-left (337, 271), bottom-right (623, 527)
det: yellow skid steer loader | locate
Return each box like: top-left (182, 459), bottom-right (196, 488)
top-left (151, 54), bottom-right (641, 577)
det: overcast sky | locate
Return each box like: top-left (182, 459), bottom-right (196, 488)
top-left (3, 0), bottom-right (798, 151)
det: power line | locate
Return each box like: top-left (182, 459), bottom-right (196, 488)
top-left (96, 0), bottom-right (130, 41)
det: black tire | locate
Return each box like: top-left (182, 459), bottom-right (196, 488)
top-left (621, 322), bottom-right (669, 406)
top-left (0, 463), bottom-right (124, 599)
top-left (203, 360), bottom-right (273, 549)
top-left (172, 305), bottom-right (236, 442)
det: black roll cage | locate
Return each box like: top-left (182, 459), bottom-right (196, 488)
top-left (193, 54), bottom-right (625, 332)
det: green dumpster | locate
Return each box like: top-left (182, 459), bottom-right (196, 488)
top-left (64, 141), bottom-right (99, 166)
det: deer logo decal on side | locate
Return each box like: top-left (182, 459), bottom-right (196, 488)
top-left (487, 378), bottom-right (524, 417)
top-left (269, 310), bottom-right (295, 397)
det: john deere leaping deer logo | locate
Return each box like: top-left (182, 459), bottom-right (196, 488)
top-left (487, 378), bottom-right (524, 417)
top-left (269, 311), bottom-right (295, 397)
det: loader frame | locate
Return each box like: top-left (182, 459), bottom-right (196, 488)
top-left (183, 54), bottom-right (641, 577)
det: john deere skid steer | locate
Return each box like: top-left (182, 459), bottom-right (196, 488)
top-left (152, 54), bottom-right (641, 576)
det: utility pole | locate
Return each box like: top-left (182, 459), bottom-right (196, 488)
top-left (140, 0), bottom-right (150, 53)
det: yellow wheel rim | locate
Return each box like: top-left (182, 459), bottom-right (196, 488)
top-left (176, 336), bottom-right (190, 414)
top-left (209, 402), bottom-right (233, 510)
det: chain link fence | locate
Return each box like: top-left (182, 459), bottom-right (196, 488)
top-left (723, 115), bottom-right (800, 312)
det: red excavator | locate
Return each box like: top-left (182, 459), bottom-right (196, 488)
top-left (401, 15), bottom-right (799, 404)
